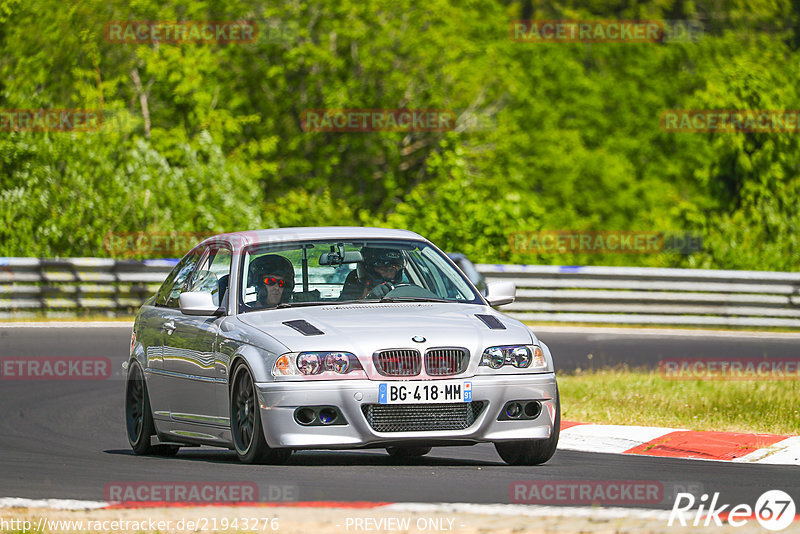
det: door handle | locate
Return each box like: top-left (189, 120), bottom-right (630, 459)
top-left (163, 321), bottom-right (176, 335)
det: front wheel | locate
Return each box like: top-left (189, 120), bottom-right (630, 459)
top-left (494, 388), bottom-right (560, 466)
top-left (125, 362), bottom-right (179, 456)
top-left (230, 364), bottom-right (291, 464)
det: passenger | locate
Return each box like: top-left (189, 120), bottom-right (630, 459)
top-left (340, 247), bottom-right (404, 300)
top-left (248, 254), bottom-right (295, 308)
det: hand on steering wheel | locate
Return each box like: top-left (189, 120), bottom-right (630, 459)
top-left (366, 282), bottom-right (416, 299)
top-left (366, 282), bottom-right (394, 299)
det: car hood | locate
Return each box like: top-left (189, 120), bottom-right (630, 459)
top-left (236, 302), bottom-right (536, 357)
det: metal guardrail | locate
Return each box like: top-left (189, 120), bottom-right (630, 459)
top-left (2, 258), bottom-right (799, 328)
top-left (0, 258), bottom-right (176, 319)
top-left (478, 264), bottom-right (800, 328)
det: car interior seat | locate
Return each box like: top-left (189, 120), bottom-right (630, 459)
top-left (217, 274), bottom-right (229, 307)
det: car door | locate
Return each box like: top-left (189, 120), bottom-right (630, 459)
top-left (144, 251), bottom-right (202, 423)
top-left (161, 245), bottom-right (232, 431)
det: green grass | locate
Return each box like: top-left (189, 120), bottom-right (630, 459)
top-left (559, 369), bottom-right (800, 435)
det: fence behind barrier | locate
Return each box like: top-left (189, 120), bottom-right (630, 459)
top-left (1, 258), bottom-right (799, 327)
top-left (0, 258), bottom-right (176, 319)
top-left (478, 264), bottom-right (800, 328)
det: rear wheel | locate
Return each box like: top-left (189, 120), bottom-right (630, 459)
top-left (125, 362), bottom-right (179, 456)
top-left (494, 387), bottom-right (560, 466)
top-left (230, 364), bottom-right (291, 464)
top-left (386, 446), bottom-right (432, 458)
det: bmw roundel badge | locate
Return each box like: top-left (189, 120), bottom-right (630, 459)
top-left (412, 335), bottom-right (426, 343)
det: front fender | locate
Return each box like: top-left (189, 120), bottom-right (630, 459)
top-left (129, 312), bottom-right (148, 372)
top-left (218, 317), bottom-right (290, 384)
top-left (228, 343), bottom-right (283, 384)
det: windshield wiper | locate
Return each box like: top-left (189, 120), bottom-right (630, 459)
top-left (378, 296), bottom-right (450, 303)
top-left (276, 301), bottom-right (329, 308)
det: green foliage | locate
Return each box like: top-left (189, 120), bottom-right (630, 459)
top-left (0, 0), bottom-right (798, 270)
top-left (0, 121), bottom-right (264, 256)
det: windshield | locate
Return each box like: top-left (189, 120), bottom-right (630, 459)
top-left (238, 239), bottom-right (481, 312)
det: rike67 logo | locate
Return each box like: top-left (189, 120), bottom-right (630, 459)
top-left (669, 490), bottom-right (796, 531)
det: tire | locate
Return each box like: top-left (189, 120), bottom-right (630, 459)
top-left (230, 364), bottom-right (292, 464)
top-left (386, 446), bottom-right (432, 458)
top-left (494, 386), bottom-right (560, 466)
top-left (125, 362), bottom-right (179, 456)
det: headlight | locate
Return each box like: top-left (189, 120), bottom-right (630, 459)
top-left (479, 345), bottom-right (546, 370)
top-left (511, 346), bottom-right (532, 367)
top-left (273, 351), bottom-right (364, 379)
top-left (297, 353), bottom-right (322, 375)
top-left (325, 352), bottom-right (352, 373)
top-left (485, 347), bottom-right (505, 369)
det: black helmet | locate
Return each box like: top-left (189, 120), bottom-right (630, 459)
top-left (248, 254), bottom-right (295, 303)
top-left (361, 247), bottom-right (404, 283)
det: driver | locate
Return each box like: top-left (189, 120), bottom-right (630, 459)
top-left (339, 247), bottom-right (404, 300)
top-left (248, 254), bottom-right (295, 309)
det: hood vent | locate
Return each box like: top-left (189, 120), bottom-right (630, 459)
top-left (475, 314), bottom-right (506, 330)
top-left (283, 320), bottom-right (324, 336)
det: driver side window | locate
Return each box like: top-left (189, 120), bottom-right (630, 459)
top-left (187, 246), bottom-right (232, 306)
top-left (155, 249), bottom-right (203, 308)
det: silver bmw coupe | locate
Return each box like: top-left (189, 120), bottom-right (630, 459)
top-left (125, 227), bottom-right (560, 465)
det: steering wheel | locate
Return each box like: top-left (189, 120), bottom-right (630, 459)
top-left (366, 282), bottom-right (412, 299)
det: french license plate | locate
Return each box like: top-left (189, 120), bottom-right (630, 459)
top-left (378, 380), bottom-right (472, 404)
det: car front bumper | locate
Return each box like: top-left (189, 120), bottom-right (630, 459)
top-left (255, 373), bottom-right (558, 449)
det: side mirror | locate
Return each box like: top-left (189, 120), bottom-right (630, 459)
top-left (485, 281), bottom-right (516, 307)
top-left (179, 291), bottom-right (224, 316)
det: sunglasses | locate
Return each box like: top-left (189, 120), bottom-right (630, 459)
top-left (263, 276), bottom-right (286, 288)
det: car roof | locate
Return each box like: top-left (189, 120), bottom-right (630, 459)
top-left (199, 226), bottom-right (429, 249)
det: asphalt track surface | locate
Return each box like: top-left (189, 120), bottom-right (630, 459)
top-left (0, 324), bottom-right (798, 509)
